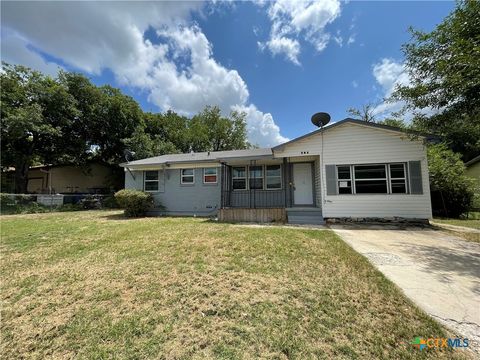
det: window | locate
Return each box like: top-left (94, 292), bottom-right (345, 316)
top-left (203, 168), bottom-right (218, 184)
top-left (249, 165), bottom-right (264, 189)
top-left (354, 164), bottom-right (388, 193)
top-left (266, 165), bottom-right (282, 189)
top-left (144, 170), bottom-right (159, 192)
top-left (181, 169), bottom-right (195, 184)
top-left (389, 163), bottom-right (407, 193)
top-left (336, 166), bottom-right (352, 194)
top-left (232, 166), bottom-right (247, 190)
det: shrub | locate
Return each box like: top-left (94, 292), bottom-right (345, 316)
top-left (428, 144), bottom-right (475, 218)
top-left (102, 195), bottom-right (119, 209)
top-left (114, 189), bottom-right (154, 217)
top-left (78, 195), bottom-right (102, 210)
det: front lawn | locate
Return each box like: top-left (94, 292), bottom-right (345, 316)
top-left (0, 211), bottom-right (468, 359)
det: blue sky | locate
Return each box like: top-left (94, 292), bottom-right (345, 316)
top-left (1, 1), bottom-right (454, 146)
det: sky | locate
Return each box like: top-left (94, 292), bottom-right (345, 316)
top-left (1, 1), bottom-right (455, 147)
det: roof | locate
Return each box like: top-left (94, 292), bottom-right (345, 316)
top-left (120, 148), bottom-right (273, 167)
top-left (272, 118), bottom-right (432, 151)
top-left (465, 155), bottom-right (480, 167)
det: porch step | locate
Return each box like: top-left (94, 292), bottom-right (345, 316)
top-left (286, 207), bottom-right (324, 225)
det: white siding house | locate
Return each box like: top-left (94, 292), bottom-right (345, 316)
top-left (122, 119), bottom-right (433, 223)
top-left (273, 121), bottom-right (432, 219)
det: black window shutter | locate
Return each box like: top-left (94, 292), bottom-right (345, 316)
top-left (408, 161), bottom-right (423, 194)
top-left (325, 165), bottom-right (337, 195)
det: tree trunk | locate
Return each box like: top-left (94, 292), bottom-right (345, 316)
top-left (14, 161), bottom-right (29, 194)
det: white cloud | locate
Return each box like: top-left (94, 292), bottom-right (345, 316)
top-left (371, 58), bottom-right (408, 117)
top-left (258, 36), bottom-right (300, 65)
top-left (347, 34), bottom-right (355, 45)
top-left (259, 0), bottom-right (341, 64)
top-left (352, 80), bottom-right (358, 88)
top-left (233, 104), bottom-right (289, 147)
top-left (1, 2), bottom-right (287, 146)
top-left (1, 29), bottom-right (62, 76)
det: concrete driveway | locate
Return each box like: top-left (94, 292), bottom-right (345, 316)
top-left (331, 224), bottom-right (480, 353)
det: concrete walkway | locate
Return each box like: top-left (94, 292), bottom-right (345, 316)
top-left (331, 224), bottom-right (480, 354)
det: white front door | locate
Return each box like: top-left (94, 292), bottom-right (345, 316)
top-left (293, 163), bottom-right (313, 205)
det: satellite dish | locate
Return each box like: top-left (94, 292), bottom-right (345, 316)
top-left (311, 112), bottom-right (331, 127)
top-left (124, 149), bottom-right (136, 162)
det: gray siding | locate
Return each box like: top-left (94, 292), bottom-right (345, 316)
top-left (125, 168), bottom-right (221, 216)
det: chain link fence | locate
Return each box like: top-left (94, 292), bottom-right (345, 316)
top-left (0, 193), bottom-right (118, 215)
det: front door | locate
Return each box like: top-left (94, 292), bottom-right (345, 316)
top-left (293, 163), bottom-right (314, 205)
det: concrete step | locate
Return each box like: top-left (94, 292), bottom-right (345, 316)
top-left (287, 210), bottom-right (323, 217)
top-left (288, 215), bottom-right (325, 225)
top-left (286, 207), bottom-right (324, 224)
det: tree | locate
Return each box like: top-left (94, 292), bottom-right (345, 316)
top-left (377, 118), bottom-right (406, 129)
top-left (188, 106), bottom-right (249, 152)
top-left (427, 144), bottom-right (475, 218)
top-left (347, 103), bottom-right (376, 122)
top-left (391, 0), bottom-right (480, 161)
top-left (1, 63), bottom-right (80, 193)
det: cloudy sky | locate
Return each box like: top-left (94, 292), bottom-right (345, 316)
top-left (1, 1), bottom-right (453, 147)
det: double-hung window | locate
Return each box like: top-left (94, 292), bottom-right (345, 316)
top-left (337, 166), bottom-right (352, 194)
top-left (144, 171), bottom-right (159, 192)
top-left (389, 163), bottom-right (407, 193)
top-left (232, 166), bottom-right (247, 190)
top-left (181, 169), bottom-right (195, 184)
top-left (265, 165), bottom-right (282, 189)
top-left (203, 168), bottom-right (218, 184)
top-left (249, 166), bottom-right (264, 189)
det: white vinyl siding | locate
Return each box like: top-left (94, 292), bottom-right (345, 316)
top-left (274, 123), bottom-right (432, 219)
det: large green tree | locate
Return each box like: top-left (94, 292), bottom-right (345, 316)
top-left (188, 106), bottom-right (249, 152)
top-left (1, 64), bottom-right (81, 193)
top-left (2, 63), bottom-right (251, 192)
top-left (391, 0), bottom-right (480, 160)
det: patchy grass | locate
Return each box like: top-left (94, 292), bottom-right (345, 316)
top-left (433, 217), bottom-right (480, 231)
top-left (1, 211), bottom-right (470, 359)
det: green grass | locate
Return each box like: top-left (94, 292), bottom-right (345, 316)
top-left (1, 211), bottom-right (470, 359)
top-left (433, 213), bottom-right (480, 230)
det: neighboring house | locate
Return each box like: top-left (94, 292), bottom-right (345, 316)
top-left (121, 118), bottom-right (432, 224)
top-left (2, 162), bottom-right (123, 194)
top-left (465, 155), bottom-right (480, 185)
top-left (465, 155), bottom-right (480, 209)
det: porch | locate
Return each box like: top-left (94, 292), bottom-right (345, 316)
top-left (218, 156), bottom-right (324, 224)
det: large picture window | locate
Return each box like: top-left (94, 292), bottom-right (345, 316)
top-left (144, 171), bottom-right (159, 192)
top-left (249, 165), bottom-right (264, 189)
top-left (232, 166), bottom-right (247, 190)
top-left (203, 168), bottom-right (218, 184)
top-left (354, 164), bottom-right (388, 194)
top-left (266, 165), bottom-right (282, 189)
top-left (336, 163), bottom-right (408, 195)
top-left (181, 169), bottom-right (195, 184)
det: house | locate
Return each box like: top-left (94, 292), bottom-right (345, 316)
top-left (465, 155), bottom-right (480, 185)
top-left (465, 155), bottom-right (480, 209)
top-left (120, 118), bottom-right (432, 224)
top-left (2, 162), bottom-right (123, 194)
